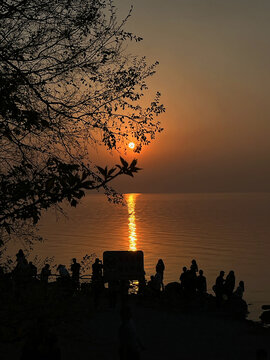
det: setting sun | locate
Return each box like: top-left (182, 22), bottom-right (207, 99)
top-left (128, 142), bottom-right (135, 150)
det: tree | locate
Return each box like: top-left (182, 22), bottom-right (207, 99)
top-left (0, 0), bottom-right (164, 244)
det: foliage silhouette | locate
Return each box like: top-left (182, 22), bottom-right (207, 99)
top-left (0, 0), bottom-right (164, 243)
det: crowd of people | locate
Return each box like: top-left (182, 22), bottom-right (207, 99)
top-left (213, 270), bottom-right (245, 306)
top-left (145, 258), bottom-right (245, 304)
top-left (0, 249), bottom-right (82, 293)
top-left (0, 249), bottom-right (246, 307)
top-left (0, 250), bottom-right (254, 360)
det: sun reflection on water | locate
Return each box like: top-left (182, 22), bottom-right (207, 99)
top-left (126, 194), bottom-right (138, 251)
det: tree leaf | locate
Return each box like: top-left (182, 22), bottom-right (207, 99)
top-left (71, 199), bottom-right (78, 207)
top-left (108, 167), bottom-right (116, 176)
top-left (120, 157), bottom-right (128, 168)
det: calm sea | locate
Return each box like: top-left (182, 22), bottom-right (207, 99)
top-left (22, 193), bottom-right (270, 321)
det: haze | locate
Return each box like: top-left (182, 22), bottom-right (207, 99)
top-left (95, 0), bottom-right (270, 193)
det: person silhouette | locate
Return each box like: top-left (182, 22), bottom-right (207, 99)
top-left (40, 264), bottom-right (51, 284)
top-left (16, 249), bottom-right (27, 265)
top-left (138, 273), bottom-right (146, 296)
top-left (13, 249), bottom-right (29, 292)
top-left (92, 258), bottom-right (104, 308)
top-left (71, 258), bottom-right (80, 289)
top-left (57, 264), bottom-right (70, 288)
top-left (57, 264), bottom-right (70, 278)
top-left (155, 259), bottom-right (165, 291)
top-left (234, 280), bottom-right (245, 299)
top-left (214, 271), bottom-right (225, 306)
top-left (196, 269), bottom-right (207, 294)
top-left (14, 249), bottom-right (28, 273)
top-left (190, 259), bottom-right (198, 274)
top-left (92, 258), bottom-right (103, 282)
top-left (179, 266), bottom-right (188, 290)
top-left (224, 270), bottom-right (235, 297)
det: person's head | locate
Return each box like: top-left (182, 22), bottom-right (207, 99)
top-left (239, 280), bottom-right (244, 290)
top-left (16, 249), bottom-right (24, 259)
top-left (72, 258), bottom-right (76, 263)
top-left (183, 266), bottom-right (187, 272)
top-left (29, 261), bottom-right (33, 266)
top-left (228, 270), bottom-right (234, 276)
top-left (150, 275), bottom-right (155, 281)
top-left (199, 269), bottom-right (203, 276)
top-left (45, 264), bottom-right (50, 269)
top-left (95, 258), bottom-right (100, 264)
top-left (192, 259), bottom-right (197, 265)
top-left (158, 259), bottom-right (163, 264)
top-left (220, 271), bottom-right (225, 277)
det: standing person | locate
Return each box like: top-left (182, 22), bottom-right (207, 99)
top-left (179, 266), bottom-right (188, 290)
top-left (214, 271), bottom-right (225, 306)
top-left (71, 258), bottom-right (81, 289)
top-left (155, 259), bottom-right (165, 291)
top-left (16, 249), bottom-right (28, 267)
top-left (196, 269), bottom-right (207, 295)
top-left (224, 270), bottom-right (235, 297)
top-left (40, 264), bottom-right (51, 284)
top-left (190, 259), bottom-right (198, 274)
top-left (92, 258), bottom-right (103, 309)
top-left (14, 249), bottom-right (29, 277)
top-left (13, 249), bottom-right (30, 295)
top-left (92, 258), bottom-right (103, 282)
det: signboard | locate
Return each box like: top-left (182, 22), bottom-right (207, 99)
top-left (103, 251), bottom-right (144, 281)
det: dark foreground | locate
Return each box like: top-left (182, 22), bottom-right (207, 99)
top-left (0, 283), bottom-right (269, 360)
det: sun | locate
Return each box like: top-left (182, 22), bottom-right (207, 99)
top-left (128, 142), bottom-right (135, 150)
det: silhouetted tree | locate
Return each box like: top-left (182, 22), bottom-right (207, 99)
top-left (0, 0), bottom-right (164, 242)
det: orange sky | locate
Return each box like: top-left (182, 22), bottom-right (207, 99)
top-left (94, 0), bottom-right (270, 193)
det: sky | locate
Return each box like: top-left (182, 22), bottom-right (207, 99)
top-left (96, 0), bottom-right (270, 193)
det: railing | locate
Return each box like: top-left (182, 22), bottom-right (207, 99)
top-left (36, 273), bottom-right (92, 281)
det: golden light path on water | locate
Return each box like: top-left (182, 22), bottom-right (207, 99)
top-left (126, 194), bottom-right (138, 251)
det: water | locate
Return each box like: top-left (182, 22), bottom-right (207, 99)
top-left (23, 193), bottom-right (270, 320)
